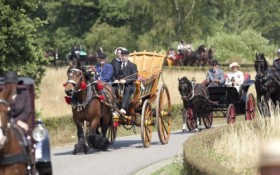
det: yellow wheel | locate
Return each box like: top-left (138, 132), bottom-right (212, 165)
top-left (156, 84), bottom-right (172, 144)
top-left (141, 99), bottom-right (153, 148)
top-left (106, 123), bottom-right (117, 145)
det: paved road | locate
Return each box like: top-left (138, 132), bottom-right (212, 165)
top-left (51, 130), bottom-right (194, 175)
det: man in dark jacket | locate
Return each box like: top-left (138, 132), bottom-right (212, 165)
top-left (112, 49), bottom-right (138, 114)
top-left (3, 71), bottom-right (32, 132)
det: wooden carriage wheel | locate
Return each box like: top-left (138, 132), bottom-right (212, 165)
top-left (141, 99), bottom-right (153, 148)
top-left (227, 104), bottom-right (236, 124)
top-left (245, 93), bottom-right (256, 121)
top-left (183, 107), bottom-right (197, 131)
top-left (106, 123), bottom-right (117, 145)
top-left (156, 84), bottom-right (172, 145)
top-left (202, 112), bottom-right (213, 129)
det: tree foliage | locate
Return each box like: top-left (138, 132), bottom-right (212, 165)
top-left (0, 0), bottom-right (47, 88)
top-left (2, 0), bottom-right (280, 80)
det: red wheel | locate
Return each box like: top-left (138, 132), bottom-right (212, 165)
top-left (203, 112), bottom-right (213, 129)
top-left (245, 93), bottom-right (256, 121)
top-left (227, 104), bottom-right (236, 124)
top-left (184, 108), bottom-right (197, 131)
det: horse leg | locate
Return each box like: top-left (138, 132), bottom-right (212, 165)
top-left (256, 90), bottom-right (263, 116)
top-left (263, 94), bottom-right (270, 117)
top-left (73, 119), bottom-right (88, 154)
top-left (88, 117), bottom-right (109, 151)
top-left (193, 113), bottom-right (199, 132)
top-left (182, 108), bottom-right (187, 132)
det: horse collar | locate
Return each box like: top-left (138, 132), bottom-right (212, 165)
top-left (71, 87), bottom-right (93, 111)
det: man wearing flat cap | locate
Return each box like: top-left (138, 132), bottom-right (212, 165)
top-left (111, 49), bottom-right (138, 115)
top-left (95, 52), bottom-right (113, 82)
top-left (206, 60), bottom-right (225, 87)
top-left (3, 71), bottom-right (32, 132)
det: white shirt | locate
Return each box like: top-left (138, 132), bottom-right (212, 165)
top-left (225, 70), bottom-right (244, 92)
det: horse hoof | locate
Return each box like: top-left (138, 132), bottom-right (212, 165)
top-left (182, 129), bottom-right (187, 133)
top-left (73, 143), bottom-right (87, 155)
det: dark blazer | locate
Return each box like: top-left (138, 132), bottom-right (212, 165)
top-left (111, 58), bottom-right (122, 82)
top-left (118, 61), bottom-right (138, 85)
top-left (11, 89), bottom-right (33, 123)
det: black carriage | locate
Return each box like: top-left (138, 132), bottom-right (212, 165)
top-left (0, 77), bottom-right (52, 175)
top-left (183, 73), bottom-right (256, 131)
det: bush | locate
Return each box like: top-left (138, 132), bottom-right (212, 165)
top-left (194, 29), bottom-right (277, 63)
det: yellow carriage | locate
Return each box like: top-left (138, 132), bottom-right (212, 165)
top-left (108, 51), bottom-right (173, 148)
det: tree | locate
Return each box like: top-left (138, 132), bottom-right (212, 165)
top-left (0, 0), bottom-right (47, 88)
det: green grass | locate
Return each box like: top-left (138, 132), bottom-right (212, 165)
top-left (151, 156), bottom-right (185, 175)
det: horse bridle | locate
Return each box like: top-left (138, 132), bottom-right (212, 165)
top-left (179, 81), bottom-right (196, 100)
top-left (67, 68), bottom-right (84, 93)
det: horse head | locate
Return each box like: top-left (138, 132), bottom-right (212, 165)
top-left (178, 76), bottom-right (192, 98)
top-left (255, 53), bottom-right (268, 79)
top-left (197, 45), bottom-right (207, 55)
top-left (64, 61), bottom-right (87, 97)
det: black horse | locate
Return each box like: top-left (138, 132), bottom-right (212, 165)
top-left (178, 76), bottom-right (210, 132)
top-left (182, 45), bottom-right (207, 66)
top-left (254, 53), bottom-right (280, 116)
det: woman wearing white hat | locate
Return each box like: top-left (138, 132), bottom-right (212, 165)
top-left (225, 62), bottom-right (244, 92)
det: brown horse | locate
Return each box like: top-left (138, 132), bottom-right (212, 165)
top-left (197, 46), bottom-right (215, 67)
top-left (182, 45), bottom-right (207, 66)
top-left (0, 85), bottom-right (34, 175)
top-left (64, 62), bottom-right (115, 154)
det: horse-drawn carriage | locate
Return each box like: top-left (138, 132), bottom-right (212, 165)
top-left (165, 45), bottom-right (215, 67)
top-left (179, 73), bottom-right (256, 132)
top-left (0, 77), bottom-right (52, 175)
top-left (65, 51), bottom-right (172, 154)
top-left (110, 51), bottom-right (173, 147)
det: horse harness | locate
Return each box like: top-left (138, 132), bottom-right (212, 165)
top-left (0, 99), bottom-right (31, 168)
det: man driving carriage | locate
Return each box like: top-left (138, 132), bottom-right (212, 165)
top-left (206, 60), bottom-right (225, 87)
top-left (111, 49), bottom-right (138, 115)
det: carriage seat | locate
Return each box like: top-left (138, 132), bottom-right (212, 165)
top-left (243, 73), bottom-right (251, 84)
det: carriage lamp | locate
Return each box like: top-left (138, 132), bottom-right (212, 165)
top-left (32, 120), bottom-right (47, 142)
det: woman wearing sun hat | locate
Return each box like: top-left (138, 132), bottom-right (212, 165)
top-left (225, 62), bottom-right (244, 92)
